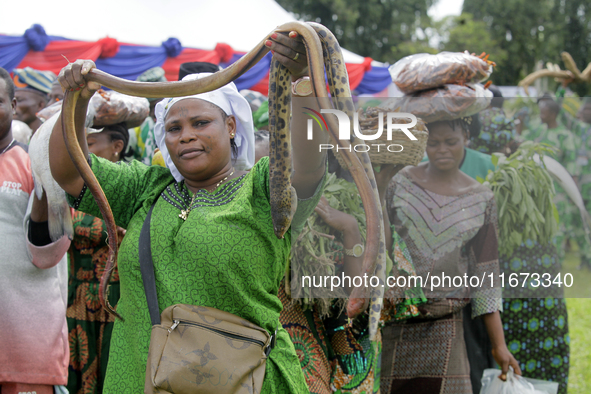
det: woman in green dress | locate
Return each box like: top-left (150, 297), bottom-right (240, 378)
top-left (49, 33), bottom-right (329, 393)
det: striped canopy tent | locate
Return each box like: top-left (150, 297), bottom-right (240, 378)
top-left (0, 0), bottom-right (392, 95)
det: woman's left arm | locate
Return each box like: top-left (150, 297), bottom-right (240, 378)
top-left (266, 32), bottom-right (329, 199)
top-left (470, 196), bottom-right (520, 379)
top-left (483, 311), bottom-right (522, 380)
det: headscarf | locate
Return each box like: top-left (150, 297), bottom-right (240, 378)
top-left (178, 62), bottom-right (220, 81)
top-left (136, 67), bottom-right (168, 102)
top-left (154, 73), bottom-right (255, 182)
top-left (240, 89), bottom-right (266, 112)
top-left (13, 67), bottom-right (56, 96)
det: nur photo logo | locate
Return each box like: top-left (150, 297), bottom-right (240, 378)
top-left (304, 108), bottom-right (419, 153)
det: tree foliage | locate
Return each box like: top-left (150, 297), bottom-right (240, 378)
top-left (274, 0), bottom-right (435, 62)
top-left (462, 0), bottom-right (591, 94)
top-left (439, 14), bottom-right (508, 70)
top-left (275, 0), bottom-right (591, 92)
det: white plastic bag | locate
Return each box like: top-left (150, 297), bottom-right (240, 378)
top-left (480, 369), bottom-right (559, 394)
top-left (523, 377), bottom-right (559, 394)
top-left (89, 89), bottom-right (149, 128)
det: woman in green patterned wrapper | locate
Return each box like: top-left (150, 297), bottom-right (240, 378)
top-left (66, 123), bottom-right (129, 394)
top-left (48, 32), bottom-right (329, 393)
top-left (473, 127), bottom-right (571, 394)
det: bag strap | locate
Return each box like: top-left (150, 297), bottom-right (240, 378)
top-left (139, 200), bottom-right (161, 326)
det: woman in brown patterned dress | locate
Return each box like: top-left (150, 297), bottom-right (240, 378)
top-left (66, 124), bottom-right (128, 394)
top-left (380, 119), bottom-right (521, 394)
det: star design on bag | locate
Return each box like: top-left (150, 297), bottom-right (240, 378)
top-left (179, 360), bottom-right (214, 386)
top-left (190, 342), bottom-right (218, 366)
top-left (189, 367), bottom-right (214, 385)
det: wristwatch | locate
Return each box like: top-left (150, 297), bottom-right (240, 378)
top-left (344, 243), bottom-right (364, 257)
top-left (291, 76), bottom-right (312, 96)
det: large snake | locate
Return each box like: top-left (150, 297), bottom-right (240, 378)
top-left (61, 21), bottom-right (385, 335)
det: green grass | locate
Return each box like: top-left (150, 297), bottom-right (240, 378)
top-left (566, 298), bottom-right (591, 394)
top-left (561, 249), bottom-right (591, 394)
top-left (562, 247), bottom-right (591, 298)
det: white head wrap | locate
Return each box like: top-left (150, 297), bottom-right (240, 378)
top-left (154, 73), bottom-right (255, 182)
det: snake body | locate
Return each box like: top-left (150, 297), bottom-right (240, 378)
top-left (308, 23), bottom-right (386, 339)
top-left (268, 59), bottom-right (297, 238)
top-left (61, 21), bottom-right (383, 328)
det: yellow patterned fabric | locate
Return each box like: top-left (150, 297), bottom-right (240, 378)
top-left (66, 212), bottom-right (124, 394)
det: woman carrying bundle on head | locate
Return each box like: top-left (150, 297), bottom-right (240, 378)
top-left (378, 52), bottom-right (521, 394)
top-left (48, 32), bottom-right (329, 394)
top-left (379, 115), bottom-right (520, 394)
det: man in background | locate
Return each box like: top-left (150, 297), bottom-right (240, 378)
top-left (12, 67), bottom-right (55, 133)
top-left (557, 83), bottom-right (591, 269)
top-left (0, 67), bottom-right (70, 394)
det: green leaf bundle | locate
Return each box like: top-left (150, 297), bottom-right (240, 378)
top-left (291, 173), bottom-right (366, 315)
top-left (480, 141), bottom-right (559, 257)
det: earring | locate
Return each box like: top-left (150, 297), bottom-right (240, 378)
top-left (115, 152), bottom-right (118, 156)
top-left (230, 133), bottom-right (235, 138)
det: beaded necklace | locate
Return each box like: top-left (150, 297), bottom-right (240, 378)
top-left (179, 168), bottom-right (235, 221)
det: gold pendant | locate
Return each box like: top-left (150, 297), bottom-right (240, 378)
top-left (179, 210), bottom-right (188, 221)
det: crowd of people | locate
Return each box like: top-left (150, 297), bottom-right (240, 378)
top-left (0, 29), bottom-right (588, 394)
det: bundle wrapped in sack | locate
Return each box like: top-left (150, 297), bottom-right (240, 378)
top-left (37, 89), bottom-right (149, 129)
top-left (389, 51), bottom-right (494, 94)
top-left (386, 83), bottom-right (493, 123)
top-left (37, 101), bottom-right (63, 123)
top-left (90, 89), bottom-right (149, 128)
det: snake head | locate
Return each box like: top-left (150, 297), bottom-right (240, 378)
top-left (272, 187), bottom-right (298, 239)
top-left (274, 223), bottom-right (289, 239)
top-left (346, 287), bottom-right (370, 318)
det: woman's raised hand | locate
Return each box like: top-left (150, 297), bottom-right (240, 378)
top-left (265, 31), bottom-right (308, 78)
top-left (58, 59), bottom-right (101, 100)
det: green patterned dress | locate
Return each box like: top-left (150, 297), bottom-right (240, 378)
top-left (500, 241), bottom-right (570, 394)
top-left (466, 132), bottom-right (570, 393)
top-left (68, 155), bottom-right (323, 393)
top-left (471, 107), bottom-right (517, 155)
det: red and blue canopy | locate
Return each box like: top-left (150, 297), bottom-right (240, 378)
top-left (0, 24), bottom-right (392, 95)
